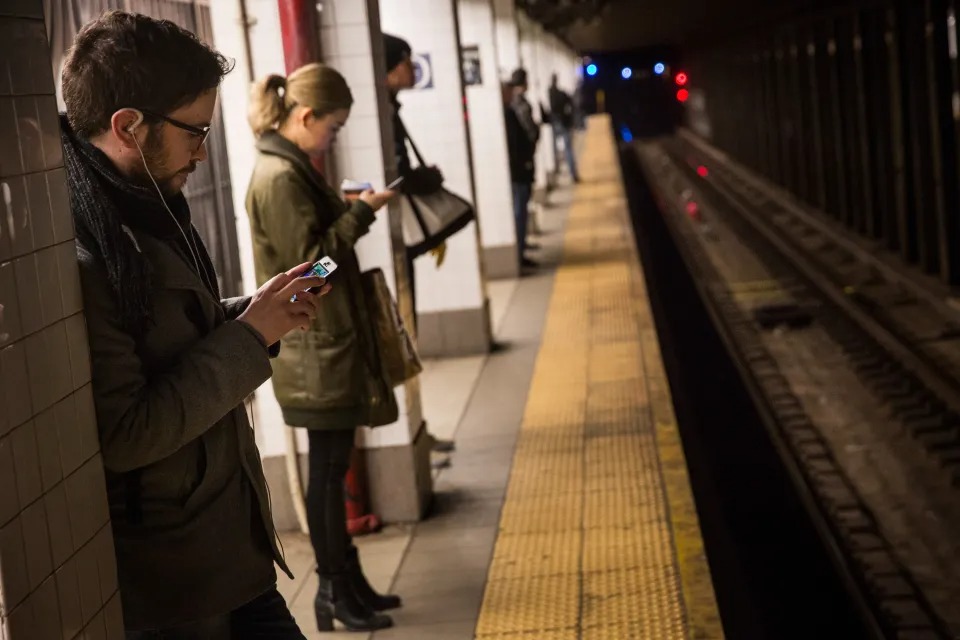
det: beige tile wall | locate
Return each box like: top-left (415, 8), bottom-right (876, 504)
top-left (0, 1), bottom-right (123, 638)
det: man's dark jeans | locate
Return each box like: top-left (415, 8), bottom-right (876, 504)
top-left (513, 181), bottom-right (533, 261)
top-left (125, 586), bottom-right (305, 640)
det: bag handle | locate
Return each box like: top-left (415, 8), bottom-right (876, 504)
top-left (396, 114), bottom-right (428, 168)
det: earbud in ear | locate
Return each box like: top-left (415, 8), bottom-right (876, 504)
top-left (126, 110), bottom-right (144, 134)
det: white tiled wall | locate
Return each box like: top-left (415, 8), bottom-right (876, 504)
top-left (457, 0), bottom-right (516, 252)
top-left (378, 0), bottom-right (487, 315)
top-left (320, 0), bottom-right (422, 447)
top-left (0, 1), bottom-right (123, 638)
top-left (491, 0), bottom-right (520, 80)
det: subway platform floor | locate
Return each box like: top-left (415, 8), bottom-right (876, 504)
top-left (276, 118), bottom-right (721, 639)
top-left (276, 200), bottom-right (558, 640)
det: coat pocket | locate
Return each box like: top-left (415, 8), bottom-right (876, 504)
top-left (138, 437), bottom-right (207, 508)
top-left (272, 329), bottom-right (361, 410)
top-left (180, 435), bottom-right (209, 509)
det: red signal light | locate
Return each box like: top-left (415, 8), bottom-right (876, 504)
top-left (675, 72), bottom-right (688, 86)
top-left (697, 165), bottom-right (709, 177)
top-left (677, 88), bottom-right (690, 102)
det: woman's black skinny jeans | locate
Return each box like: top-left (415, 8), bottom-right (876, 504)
top-left (306, 428), bottom-right (356, 576)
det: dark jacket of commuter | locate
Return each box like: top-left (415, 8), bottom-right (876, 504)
top-left (510, 68), bottom-right (540, 147)
top-left (504, 92), bottom-right (537, 185)
top-left (504, 74), bottom-right (538, 268)
top-left (549, 80), bottom-right (575, 130)
top-left (383, 34), bottom-right (443, 197)
top-left (548, 73), bottom-right (580, 182)
top-left (61, 12), bottom-right (325, 637)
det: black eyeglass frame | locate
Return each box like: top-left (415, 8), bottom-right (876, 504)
top-left (138, 108), bottom-right (212, 149)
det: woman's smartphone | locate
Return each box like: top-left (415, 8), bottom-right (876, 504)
top-left (292, 257), bottom-right (338, 301)
top-left (386, 175), bottom-right (405, 190)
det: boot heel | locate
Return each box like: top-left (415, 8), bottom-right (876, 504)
top-left (316, 610), bottom-right (334, 632)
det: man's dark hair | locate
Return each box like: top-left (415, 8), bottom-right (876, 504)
top-left (62, 11), bottom-right (234, 138)
top-left (509, 68), bottom-right (528, 88)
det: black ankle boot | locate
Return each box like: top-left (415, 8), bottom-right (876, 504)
top-left (347, 545), bottom-right (402, 611)
top-left (315, 574), bottom-right (393, 632)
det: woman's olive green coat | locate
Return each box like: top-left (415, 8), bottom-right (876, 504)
top-left (246, 132), bottom-right (394, 430)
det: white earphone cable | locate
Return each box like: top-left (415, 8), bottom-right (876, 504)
top-left (131, 131), bottom-right (216, 293)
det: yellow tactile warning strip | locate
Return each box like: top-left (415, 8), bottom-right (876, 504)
top-left (475, 116), bottom-right (724, 640)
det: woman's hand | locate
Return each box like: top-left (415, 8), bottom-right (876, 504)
top-left (359, 188), bottom-right (397, 212)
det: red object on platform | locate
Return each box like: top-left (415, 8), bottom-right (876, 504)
top-left (345, 447), bottom-right (381, 536)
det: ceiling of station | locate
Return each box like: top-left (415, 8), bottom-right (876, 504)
top-left (518, 0), bottom-right (824, 52)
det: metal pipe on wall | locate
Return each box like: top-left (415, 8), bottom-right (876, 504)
top-left (278, 0), bottom-right (321, 74)
top-left (276, 0), bottom-right (325, 177)
top-left (237, 0), bottom-right (257, 82)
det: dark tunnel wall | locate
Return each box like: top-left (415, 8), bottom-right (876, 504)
top-left (578, 48), bottom-right (686, 138)
top-left (689, 0), bottom-right (960, 286)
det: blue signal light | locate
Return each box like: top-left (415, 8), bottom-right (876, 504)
top-left (621, 67), bottom-right (632, 79)
top-left (586, 63), bottom-right (598, 76)
top-left (654, 62), bottom-right (665, 75)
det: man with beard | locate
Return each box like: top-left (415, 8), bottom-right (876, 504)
top-left (60, 11), bottom-right (327, 638)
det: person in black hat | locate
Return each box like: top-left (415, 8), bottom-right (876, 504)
top-left (508, 67), bottom-right (540, 269)
top-left (382, 33), bottom-right (447, 308)
top-left (382, 33), bottom-right (456, 455)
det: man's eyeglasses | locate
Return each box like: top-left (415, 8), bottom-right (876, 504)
top-left (139, 108), bottom-right (211, 150)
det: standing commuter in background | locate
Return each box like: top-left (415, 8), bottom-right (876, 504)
top-left (383, 32), bottom-right (457, 455)
top-left (506, 69), bottom-right (540, 269)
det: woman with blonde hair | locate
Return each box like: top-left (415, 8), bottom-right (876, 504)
top-left (246, 62), bottom-right (398, 633)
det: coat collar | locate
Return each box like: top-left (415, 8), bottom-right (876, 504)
top-left (255, 132), bottom-right (335, 199)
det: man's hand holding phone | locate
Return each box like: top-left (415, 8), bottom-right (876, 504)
top-left (237, 261), bottom-right (333, 345)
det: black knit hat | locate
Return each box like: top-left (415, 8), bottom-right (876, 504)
top-left (383, 33), bottom-right (412, 72)
top-left (509, 67), bottom-right (528, 87)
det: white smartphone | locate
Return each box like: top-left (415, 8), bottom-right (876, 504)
top-left (291, 257), bottom-right (338, 302)
top-left (300, 256), bottom-right (338, 279)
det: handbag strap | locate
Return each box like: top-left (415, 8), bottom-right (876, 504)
top-left (396, 114), bottom-right (428, 168)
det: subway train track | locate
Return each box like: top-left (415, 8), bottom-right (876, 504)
top-left (630, 133), bottom-right (960, 639)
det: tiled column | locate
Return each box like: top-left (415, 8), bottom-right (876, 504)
top-left (210, 0), bottom-right (432, 524)
top-left (457, 0), bottom-right (518, 279)
top-left (319, 0), bottom-right (431, 523)
top-left (0, 2), bottom-right (122, 638)
top-left (379, 0), bottom-right (493, 357)
top-left (491, 0), bottom-right (520, 80)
